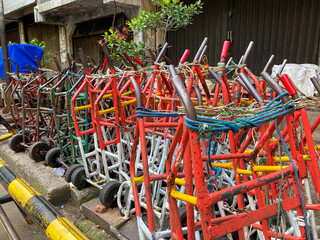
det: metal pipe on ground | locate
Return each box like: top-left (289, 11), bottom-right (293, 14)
top-left (0, 158), bottom-right (88, 240)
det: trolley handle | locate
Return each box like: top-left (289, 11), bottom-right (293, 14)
top-left (276, 59), bottom-right (287, 76)
top-left (101, 44), bottom-right (114, 69)
top-left (310, 77), bottom-right (320, 95)
top-left (192, 85), bottom-right (203, 106)
top-left (129, 76), bottom-right (142, 107)
top-left (26, 65), bottom-right (35, 73)
top-left (242, 41), bottom-right (254, 65)
top-left (260, 71), bottom-right (289, 103)
top-left (133, 57), bottom-right (143, 66)
top-left (226, 57), bottom-right (233, 67)
top-left (208, 68), bottom-right (222, 85)
top-left (198, 45), bottom-right (207, 64)
top-left (163, 54), bottom-right (173, 65)
top-left (278, 74), bottom-right (298, 99)
top-left (179, 49), bottom-right (190, 64)
top-left (155, 42), bottom-right (169, 64)
top-left (117, 52), bottom-right (130, 66)
top-left (35, 56), bottom-right (42, 68)
top-left (122, 52), bottom-right (137, 69)
top-left (79, 48), bottom-right (89, 70)
top-left (148, 48), bottom-right (157, 61)
top-left (193, 37), bottom-right (208, 62)
top-left (263, 55), bottom-right (275, 73)
top-left (168, 64), bottom-right (197, 121)
top-left (67, 53), bottom-right (73, 69)
top-left (53, 56), bottom-right (61, 72)
top-left (8, 58), bottom-right (23, 73)
top-left (220, 41), bottom-right (230, 63)
top-left (239, 73), bottom-right (264, 104)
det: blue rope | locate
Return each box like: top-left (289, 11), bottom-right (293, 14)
top-left (136, 107), bottom-right (180, 118)
top-left (185, 93), bottom-right (294, 137)
top-left (274, 120), bottom-right (311, 240)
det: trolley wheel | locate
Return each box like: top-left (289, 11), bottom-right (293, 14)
top-left (8, 134), bottom-right (24, 152)
top-left (45, 147), bottom-right (62, 168)
top-left (29, 142), bottom-right (50, 162)
top-left (65, 164), bottom-right (82, 183)
top-left (71, 167), bottom-right (90, 190)
top-left (99, 181), bottom-right (121, 208)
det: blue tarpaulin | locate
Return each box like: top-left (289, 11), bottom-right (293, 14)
top-left (0, 44), bottom-right (43, 79)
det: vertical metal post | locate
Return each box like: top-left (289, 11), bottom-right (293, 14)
top-left (0, 0), bottom-right (9, 86)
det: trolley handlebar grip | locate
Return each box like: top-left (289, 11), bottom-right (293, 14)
top-left (79, 48), bottom-right (89, 69)
top-left (198, 45), bottom-right (207, 64)
top-left (179, 49), bottom-right (190, 63)
top-left (279, 74), bottom-right (298, 96)
top-left (239, 73), bottom-right (264, 103)
top-left (277, 59), bottom-right (287, 76)
top-left (208, 68), bottom-right (222, 85)
top-left (102, 59), bottom-right (107, 71)
top-left (101, 44), bottom-right (114, 69)
top-left (263, 55), bottom-right (275, 73)
top-left (155, 42), bottom-right (169, 63)
top-left (53, 56), bottom-right (61, 72)
top-left (193, 37), bottom-right (209, 62)
top-left (148, 48), bottom-right (157, 61)
top-left (192, 85), bottom-right (203, 106)
top-left (129, 76), bottom-right (142, 108)
top-left (310, 77), bottom-right (320, 95)
top-left (169, 65), bottom-right (197, 121)
top-left (261, 71), bottom-right (289, 103)
top-left (242, 41), bottom-right (254, 64)
top-left (133, 57), bottom-right (143, 66)
top-left (220, 41), bottom-right (230, 60)
top-left (35, 56), bottom-right (42, 68)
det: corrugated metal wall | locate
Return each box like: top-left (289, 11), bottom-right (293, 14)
top-left (232, 0), bottom-right (320, 73)
top-left (167, 0), bottom-right (228, 65)
top-left (167, 0), bottom-right (320, 74)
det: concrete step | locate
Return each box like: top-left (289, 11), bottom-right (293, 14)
top-left (81, 198), bottom-right (139, 240)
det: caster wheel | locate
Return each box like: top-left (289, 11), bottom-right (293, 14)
top-left (65, 164), bottom-right (83, 183)
top-left (29, 142), bottom-right (50, 162)
top-left (45, 147), bottom-right (62, 168)
top-left (8, 134), bottom-right (24, 152)
top-left (99, 181), bottom-right (121, 208)
top-left (71, 166), bottom-right (90, 190)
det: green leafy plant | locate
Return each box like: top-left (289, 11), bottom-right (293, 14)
top-left (100, 28), bottom-right (147, 63)
top-left (129, 0), bottom-right (203, 38)
top-left (101, 0), bottom-right (202, 65)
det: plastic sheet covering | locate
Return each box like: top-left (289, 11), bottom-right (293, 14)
top-left (272, 64), bottom-right (320, 99)
top-left (0, 44), bottom-right (43, 79)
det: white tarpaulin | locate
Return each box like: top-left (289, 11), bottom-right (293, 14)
top-left (272, 64), bottom-right (320, 98)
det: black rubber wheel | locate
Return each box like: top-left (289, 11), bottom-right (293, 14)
top-left (99, 181), bottom-right (121, 208)
top-left (65, 164), bottom-right (82, 183)
top-left (8, 134), bottom-right (24, 152)
top-left (45, 147), bottom-right (62, 168)
top-left (28, 142), bottom-right (50, 162)
top-left (71, 167), bottom-right (90, 190)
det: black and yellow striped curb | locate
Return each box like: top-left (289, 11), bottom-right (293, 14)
top-left (0, 158), bottom-right (89, 240)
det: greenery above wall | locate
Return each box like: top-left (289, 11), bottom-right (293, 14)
top-left (101, 0), bottom-right (203, 65)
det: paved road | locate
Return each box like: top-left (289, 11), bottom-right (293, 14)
top-left (0, 184), bottom-right (47, 240)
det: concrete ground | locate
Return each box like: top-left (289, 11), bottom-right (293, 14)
top-left (0, 184), bottom-right (47, 240)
